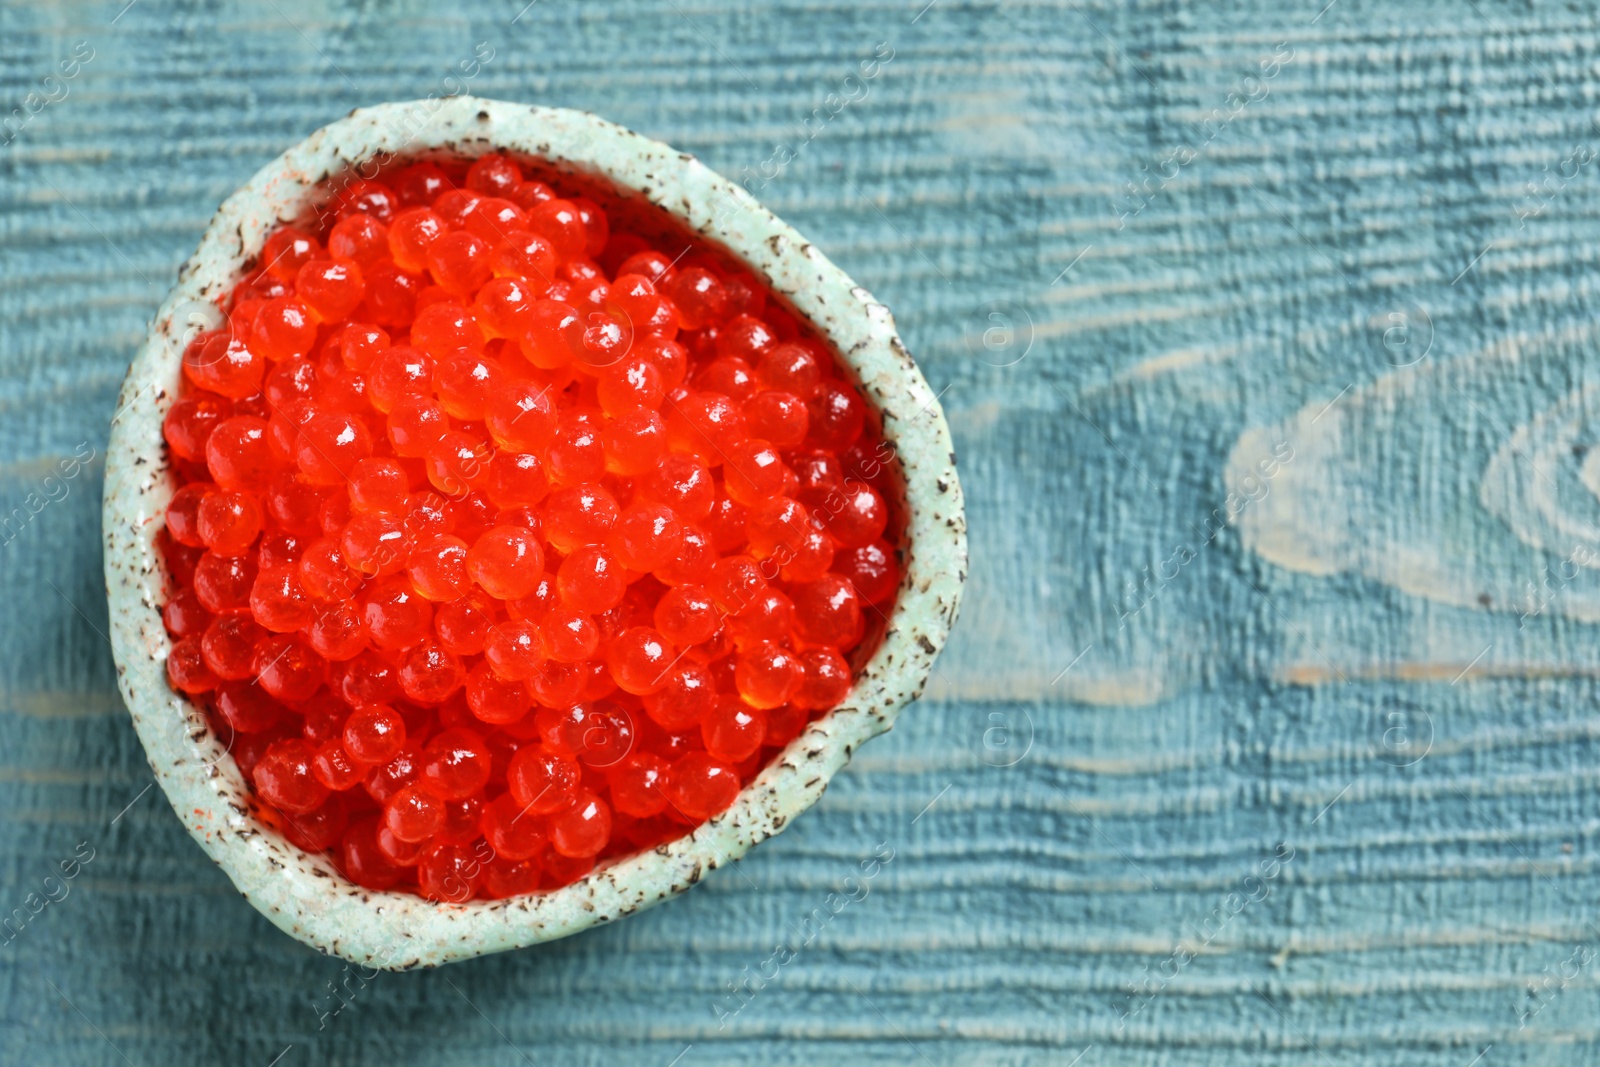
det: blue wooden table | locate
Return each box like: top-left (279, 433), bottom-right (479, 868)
top-left (4, 1), bottom-right (1599, 1063)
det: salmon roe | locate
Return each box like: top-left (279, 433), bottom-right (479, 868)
top-left (160, 154), bottom-right (902, 902)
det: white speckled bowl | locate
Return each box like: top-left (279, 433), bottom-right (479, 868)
top-left (102, 97), bottom-right (966, 969)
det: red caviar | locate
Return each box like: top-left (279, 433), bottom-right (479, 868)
top-left (160, 153), bottom-right (902, 901)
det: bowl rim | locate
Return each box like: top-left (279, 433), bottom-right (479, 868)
top-left (102, 95), bottom-right (966, 970)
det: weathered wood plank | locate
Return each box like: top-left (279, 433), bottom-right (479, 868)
top-left (4, 0), bottom-right (1600, 1063)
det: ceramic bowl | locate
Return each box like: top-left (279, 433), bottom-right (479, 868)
top-left (102, 96), bottom-right (966, 969)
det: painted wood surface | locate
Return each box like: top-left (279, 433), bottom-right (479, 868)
top-left (2, 1), bottom-right (1597, 1063)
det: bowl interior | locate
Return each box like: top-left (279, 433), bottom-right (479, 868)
top-left (103, 97), bottom-right (965, 969)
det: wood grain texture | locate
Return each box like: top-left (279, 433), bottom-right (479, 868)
top-left (2, 0), bottom-right (1597, 1063)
